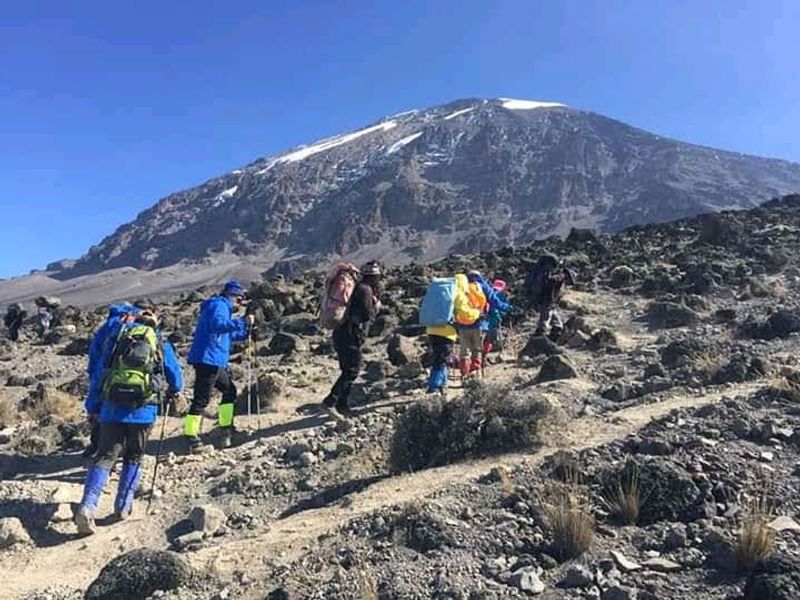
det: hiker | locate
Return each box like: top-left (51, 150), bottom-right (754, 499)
top-left (3, 303), bottom-right (26, 342)
top-left (36, 306), bottom-right (52, 339)
top-left (75, 307), bottom-right (183, 535)
top-left (454, 271), bottom-right (511, 379)
top-left (83, 303), bottom-right (142, 458)
top-left (525, 253), bottom-right (575, 339)
top-left (321, 261), bottom-right (382, 418)
top-left (483, 278), bottom-right (509, 361)
top-left (184, 280), bottom-right (253, 452)
top-left (419, 277), bottom-right (459, 395)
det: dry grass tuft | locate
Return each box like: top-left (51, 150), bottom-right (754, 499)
top-left (0, 395), bottom-right (17, 429)
top-left (26, 389), bottom-right (81, 424)
top-left (603, 462), bottom-right (641, 525)
top-left (694, 350), bottom-right (725, 380)
top-left (538, 467), bottom-right (595, 560)
top-left (734, 494), bottom-right (775, 571)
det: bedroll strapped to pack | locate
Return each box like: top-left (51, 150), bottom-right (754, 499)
top-left (102, 324), bottom-right (165, 407)
top-left (419, 277), bottom-right (456, 327)
top-left (319, 262), bottom-right (359, 330)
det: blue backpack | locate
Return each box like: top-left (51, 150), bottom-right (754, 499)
top-left (419, 278), bottom-right (456, 327)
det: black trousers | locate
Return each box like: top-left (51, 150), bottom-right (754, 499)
top-left (94, 422), bottom-right (151, 470)
top-left (326, 325), bottom-right (364, 409)
top-left (429, 335), bottom-right (453, 371)
top-left (189, 364), bottom-right (237, 414)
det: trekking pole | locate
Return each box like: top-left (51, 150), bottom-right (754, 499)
top-left (147, 330), bottom-right (169, 514)
top-left (146, 403), bottom-right (168, 514)
top-left (246, 330), bottom-right (252, 423)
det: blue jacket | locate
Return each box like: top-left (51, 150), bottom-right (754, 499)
top-left (86, 325), bottom-right (184, 425)
top-left (487, 291), bottom-right (510, 331)
top-left (457, 274), bottom-right (512, 332)
top-left (187, 295), bottom-right (248, 368)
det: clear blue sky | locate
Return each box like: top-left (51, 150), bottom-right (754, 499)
top-left (2, 0), bottom-right (798, 278)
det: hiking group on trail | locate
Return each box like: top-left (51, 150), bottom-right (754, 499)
top-left (2, 251), bottom-right (574, 536)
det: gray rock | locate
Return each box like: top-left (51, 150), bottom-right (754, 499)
top-left (0, 517), bottom-right (32, 549)
top-left (520, 335), bottom-right (562, 359)
top-left (610, 265), bottom-right (635, 288)
top-left (610, 550), bottom-right (641, 572)
top-left (188, 505), bottom-right (227, 535)
top-left (299, 451), bottom-right (317, 467)
top-left (387, 334), bottom-right (419, 366)
top-left (744, 554), bottom-right (800, 600)
top-left (602, 585), bottom-right (637, 600)
top-left (536, 355), bottom-right (578, 383)
top-left (85, 548), bottom-right (195, 600)
top-left (174, 530), bottom-right (205, 549)
top-left (560, 564), bottom-right (593, 588)
top-left (509, 566), bottom-right (545, 595)
top-left (643, 557), bottom-right (681, 572)
top-left (664, 524), bottom-right (688, 550)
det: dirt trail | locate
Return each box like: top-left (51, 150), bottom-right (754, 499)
top-left (186, 381), bottom-right (762, 584)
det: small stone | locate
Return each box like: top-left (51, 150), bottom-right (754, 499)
top-left (560, 564), bottom-right (593, 588)
top-left (174, 531), bottom-right (204, 549)
top-left (664, 524), bottom-right (688, 550)
top-left (299, 451), bottom-right (317, 467)
top-left (509, 566), bottom-right (545, 595)
top-left (760, 451), bottom-right (775, 462)
top-left (50, 503), bottom-right (74, 524)
top-left (0, 517), bottom-right (32, 548)
top-left (643, 557), bottom-right (681, 572)
top-left (768, 516), bottom-right (800, 533)
top-left (610, 550), bottom-right (641, 572)
top-left (188, 505), bottom-right (227, 535)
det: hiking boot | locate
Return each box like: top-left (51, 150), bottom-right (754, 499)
top-left (75, 507), bottom-right (97, 536)
top-left (218, 427), bottom-right (233, 449)
top-left (186, 436), bottom-right (203, 454)
top-left (322, 405), bottom-right (346, 422)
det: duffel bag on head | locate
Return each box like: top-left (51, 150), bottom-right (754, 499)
top-left (419, 277), bottom-right (456, 327)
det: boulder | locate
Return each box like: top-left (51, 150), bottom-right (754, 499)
top-left (520, 335), bottom-right (562, 359)
top-left (768, 310), bottom-right (800, 338)
top-left (85, 549), bottom-right (196, 600)
top-left (0, 517), bottom-right (32, 549)
top-left (609, 265), bottom-right (635, 288)
top-left (647, 301), bottom-right (700, 328)
top-left (560, 564), bottom-right (593, 588)
top-left (744, 554), bottom-right (800, 600)
top-left (265, 333), bottom-right (308, 356)
top-left (633, 459), bottom-right (705, 524)
top-left (387, 334), bottom-right (419, 366)
top-left (589, 328), bottom-right (619, 350)
top-left (59, 337), bottom-right (91, 356)
top-left (536, 355), bottom-right (578, 383)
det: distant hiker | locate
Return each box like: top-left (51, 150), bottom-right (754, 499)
top-left (75, 307), bottom-right (183, 535)
top-left (321, 261), bottom-right (382, 418)
top-left (36, 306), bottom-right (52, 339)
top-left (184, 280), bottom-right (253, 453)
top-left (83, 302), bottom-right (142, 458)
top-left (525, 253), bottom-right (575, 339)
top-left (3, 303), bottom-right (26, 342)
top-left (483, 279), bottom-right (509, 360)
top-left (419, 277), bottom-right (458, 395)
top-left (454, 272), bottom-right (511, 379)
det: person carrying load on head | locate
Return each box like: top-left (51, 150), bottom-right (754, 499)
top-left (418, 276), bottom-right (458, 395)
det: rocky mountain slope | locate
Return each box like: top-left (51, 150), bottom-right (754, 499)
top-left (2, 196), bottom-right (800, 599)
top-left (24, 98), bottom-right (800, 287)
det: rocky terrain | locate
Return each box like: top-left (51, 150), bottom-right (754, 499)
top-left (4, 98), bottom-right (800, 307)
top-left (1, 195), bottom-right (800, 599)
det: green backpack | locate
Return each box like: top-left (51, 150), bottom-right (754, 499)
top-left (102, 324), bottom-right (164, 407)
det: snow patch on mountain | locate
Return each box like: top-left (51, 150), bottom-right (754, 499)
top-left (443, 107), bottom-right (475, 120)
top-left (212, 185), bottom-right (238, 207)
top-left (387, 132), bottom-right (423, 155)
top-left (255, 121), bottom-right (398, 174)
top-left (500, 98), bottom-right (566, 110)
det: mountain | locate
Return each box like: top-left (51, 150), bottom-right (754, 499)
top-left (4, 97), bottom-right (800, 305)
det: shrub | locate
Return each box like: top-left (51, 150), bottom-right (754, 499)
top-left (602, 461), bottom-right (642, 525)
top-left (389, 382), bottom-right (554, 472)
top-left (735, 494), bottom-right (775, 571)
